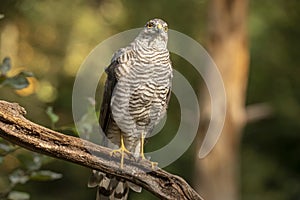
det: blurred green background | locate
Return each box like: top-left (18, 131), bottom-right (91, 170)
top-left (0, 0), bottom-right (299, 200)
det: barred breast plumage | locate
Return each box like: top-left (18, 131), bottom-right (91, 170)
top-left (88, 18), bottom-right (173, 200)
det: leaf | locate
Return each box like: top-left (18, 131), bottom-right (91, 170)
top-left (57, 125), bottom-right (78, 137)
top-left (37, 154), bottom-right (54, 165)
top-left (0, 140), bottom-right (19, 156)
top-left (9, 170), bottom-right (29, 185)
top-left (0, 142), bottom-right (17, 156)
top-left (30, 170), bottom-right (62, 181)
top-left (2, 71), bottom-right (34, 90)
top-left (0, 57), bottom-right (11, 75)
top-left (75, 97), bottom-right (99, 139)
top-left (8, 191), bottom-right (30, 200)
top-left (46, 106), bottom-right (59, 127)
top-left (19, 71), bottom-right (34, 77)
top-left (16, 153), bottom-right (41, 171)
top-left (0, 143), bottom-right (12, 154)
top-left (2, 76), bottom-right (29, 89)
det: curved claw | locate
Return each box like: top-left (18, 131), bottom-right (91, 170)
top-left (110, 135), bottom-right (131, 168)
top-left (140, 132), bottom-right (158, 170)
top-left (150, 161), bottom-right (158, 170)
top-left (139, 154), bottom-right (158, 170)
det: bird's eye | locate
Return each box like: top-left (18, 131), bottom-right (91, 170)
top-left (147, 22), bottom-right (154, 28)
top-left (163, 26), bottom-right (168, 32)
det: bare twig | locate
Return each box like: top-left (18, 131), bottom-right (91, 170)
top-left (246, 103), bottom-right (273, 123)
top-left (0, 100), bottom-right (203, 200)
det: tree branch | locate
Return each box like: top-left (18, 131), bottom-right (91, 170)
top-left (0, 100), bottom-right (203, 200)
top-left (246, 103), bottom-right (273, 123)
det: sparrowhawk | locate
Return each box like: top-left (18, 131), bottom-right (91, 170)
top-left (88, 18), bottom-right (173, 200)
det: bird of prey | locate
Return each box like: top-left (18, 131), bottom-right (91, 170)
top-left (88, 18), bottom-right (173, 200)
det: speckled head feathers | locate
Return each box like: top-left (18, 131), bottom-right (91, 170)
top-left (135, 18), bottom-right (169, 50)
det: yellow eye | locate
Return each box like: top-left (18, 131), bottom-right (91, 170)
top-left (147, 22), bottom-right (154, 28)
top-left (163, 26), bottom-right (168, 32)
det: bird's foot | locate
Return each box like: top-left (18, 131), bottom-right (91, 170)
top-left (110, 145), bottom-right (131, 168)
top-left (150, 161), bottom-right (158, 170)
top-left (140, 152), bottom-right (158, 170)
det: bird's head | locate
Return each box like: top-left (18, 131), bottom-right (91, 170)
top-left (136, 18), bottom-right (169, 50)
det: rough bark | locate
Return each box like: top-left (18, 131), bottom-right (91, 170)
top-left (0, 100), bottom-right (203, 200)
top-left (194, 0), bottom-right (249, 200)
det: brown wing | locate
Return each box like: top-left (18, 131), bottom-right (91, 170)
top-left (99, 60), bottom-right (119, 134)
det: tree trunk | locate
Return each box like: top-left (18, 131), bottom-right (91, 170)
top-left (194, 0), bottom-right (249, 200)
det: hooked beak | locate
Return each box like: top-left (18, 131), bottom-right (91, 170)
top-left (156, 23), bottom-right (164, 33)
top-left (157, 23), bottom-right (162, 30)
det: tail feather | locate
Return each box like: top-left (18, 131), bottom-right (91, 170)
top-left (88, 170), bottom-right (104, 188)
top-left (88, 170), bottom-right (141, 200)
top-left (127, 182), bottom-right (142, 193)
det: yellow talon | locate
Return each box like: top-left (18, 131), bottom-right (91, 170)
top-left (140, 132), bottom-right (146, 159)
top-left (140, 132), bottom-right (158, 170)
top-left (110, 135), bottom-right (131, 168)
top-left (150, 161), bottom-right (158, 170)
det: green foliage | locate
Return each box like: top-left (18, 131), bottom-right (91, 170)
top-left (74, 97), bottom-right (99, 139)
top-left (0, 147), bottom-right (62, 199)
top-left (0, 142), bottom-right (18, 156)
top-left (0, 57), bottom-right (11, 74)
top-left (0, 58), bottom-right (61, 200)
top-left (0, 57), bottom-right (34, 90)
top-left (2, 71), bottom-right (34, 90)
top-left (8, 191), bottom-right (30, 200)
top-left (29, 170), bottom-right (62, 182)
top-left (45, 101), bottom-right (98, 138)
top-left (45, 106), bottom-right (59, 129)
